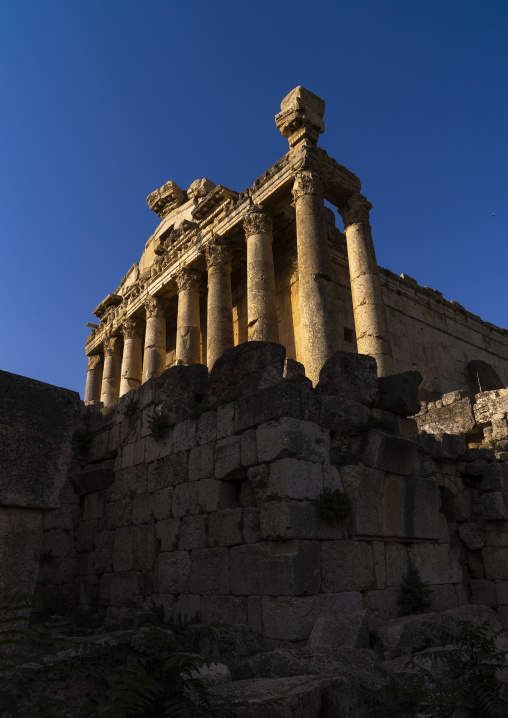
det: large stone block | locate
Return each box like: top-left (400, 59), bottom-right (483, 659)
top-left (156, 363), bottom-right (209, 406)
top-left (215, 436), bottom-right (242, 480)
top-left (377, 371), bottom-right (422, 416)
top-left (385, 543), bottom-right (412, 587)
top-left (267, 459), bottom-right (323, 500)
top-left (256, 418), bottom-right (329, 464)
top-left (179, 515), bottom-right (208, 550)
top-left (155, 518), bottom-right (180, 551)
top-left (481, 464), bottom-right (508, 493)
top-left (173, 482), bottom-right (200, 518)
top-left (0, 370), bottom-right (81, 508)
top-left (481, 492), bottom-right (508, 521)
top-left (307, 611), bottom-right (370, 650)
top-left (200, 595), bottom-right (247, 626)
top-left (133, 522), bottom-right (157, 571)
top-left (72, 460), bottom-right (115, 496)
top-left (411, 543), bottom-right (462, 585)
top-left (458, 521), bottom-right (485, 550)
top-left (261, 592), bottom-right (363, 641)
top-left (191, 547), bottom-right (230, 594)
top-left (113, 526), bottom-right (134, 572)
top-left (154, 551), bottom-right (191, 594)
top-left (196, 482), bottom-right (235, 517)
top-left (95, 530), bottom-right (114, 573)
top-left (173, 419), bottom-right (197, 453)
top-left (315, 352), bottom-right (378, 407)
top-left (161, 451), bottom-right (189, 487)
top-left (340, 466), bottom-right (384, 536)
top-left (196, 411), bottom-right (217, 446)
top-left (233, 383), bottom-right (303, 433)
top-left (204, 341), bottom-right (285, 409)
top-left (321, 540), bottom-right (375, 593)
top-left (470, 579), bottom-right (497, 607)
top-left (241, 429), bottom-right (258, 467)
top-left (363, 587), bottom-right (400, 629)
top-left (362, 430), bottom-right (417, 476)
top-left (208, 508), bottom-right (244, 547)
top-left (260, 501), bottom-right (342, 540)
top-left (189, 443), bottom-right (215, 481)
top-left (230, 541), bottom-right (320, 596)
top-left (482, 547), bottom-right (508, 579)
top-left (317, 396), bottom-right (369, 433)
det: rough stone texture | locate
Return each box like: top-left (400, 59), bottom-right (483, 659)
top-left (257, 419), bottom-right (329, 465)
top-left (362, 430), bottom-right (417, 475)
top-left (307, 611), bottom-right (370, 650)
top-left (0, 371), bottom-right (80, 507)
top-left (315, 352), bottom-right (379, 407)
top-left (204, 342), bottom-right (285, 408)
top-left (377, 370), bottom-right (422, 416)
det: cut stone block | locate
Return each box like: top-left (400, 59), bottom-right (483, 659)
top-left (481, 464), bottom-right (508, 493)
top-left (256, 418), bottom-right (329, 464)
top-left (458, 521), bottom-right (485, 550)
top-left (483, 547), bottom-right (508, 580)
top-left (481, 492), bottom-right (508, 521)
top-left (179, 515), bottom-right (208, 550)
top-left (315, 351), bottom-right (379, 407)
top-left (307, 610), bottom-right (369, 650)
top-left (191, 547), bottom-right (230, 594)
top-left (410, 543), bottom-right (462, 585)
top-left (233, 384), bottom-right (303, 433)
top-left (189, 443), bottom-right (215, 481)
top-left (154, 551), bottom-right (191, 594)
top-left (155, 518), bottom-right (180, 552)
top-left (215, 436), bottom-right (242, 480)
top-left (362, 429), bottom-right (417, 476)
top-left (260, 501), bottom-right (343, 540)
top-left (267, 459), bottom-right (323, 500)
top-left (198, 479), bottom-right (236, 513)
top-left (377, 370), bottom-right (422, 416)
top-left (208, 508), bottom-right (244, 547)
top-left (230, 541), bottom-right (320, 596)
top-left (173, 482), bottom-right (200, 518)
top-left (321, 540), bottom-right (375, 592)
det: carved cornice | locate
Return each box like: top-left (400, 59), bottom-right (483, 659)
top-left (275, 86), bottom-right (325, 148)
top-left (205, 238), bottom-right (232, 270)
top-left (145, 296), bottom-right (166, 318)
top-left (87, 354), bottom-right (102, 370)
top-left (176, 267), bottom-right (201, 293)
top-left (146, 181), bottom-right (184, 218)
top-left (339, 193), bottom-right (372, 228)
top-left (122, 317), bottom-right (142, 339)
top-left (291, 170), bottom-right (323, 202)
top-left (243, 206), bottom-right (273, 237)
top-left (103, 335), bottom-right (122, 357)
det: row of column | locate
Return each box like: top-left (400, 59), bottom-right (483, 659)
top-left (85, 170), bottom-right (394, 404)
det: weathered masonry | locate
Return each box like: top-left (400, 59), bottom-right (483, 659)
top-left (84, 86), bottom-right (508, 403)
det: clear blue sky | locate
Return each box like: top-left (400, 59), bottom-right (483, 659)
top-left (1, 0), bottom-right (507, 397)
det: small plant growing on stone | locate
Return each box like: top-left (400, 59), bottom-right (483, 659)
top-left (72, 428), bottom-right (93, 458)
top-left (488, 438), bottom-right (499, 448)
top-left (147, 409), bottom-right (171, 442)
top-left (312, 488), bottom-right (350, 524)
top-left (123, 396), bottom-right (139, 420)
top-left (397, 567), bottom-right (432, 616)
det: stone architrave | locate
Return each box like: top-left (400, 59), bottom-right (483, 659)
top-left (143, 296), bottom-right (167, 382)
top-left (176, 268), bottom-right (202, 365)
top-left (119, 317), bottom-right (143, 396)
top-left (243, 207), bottom-right (279, 343)
top-left (84, 354), bottom-right (103, 403)
top-left (292, 170), bottom-right (338, 385)
top-left (100, 335), bottom-right (123, 406)
top-left (205, 238), bottom-right (234, 368)
top-left (339, 193), bottom-right (394, 377)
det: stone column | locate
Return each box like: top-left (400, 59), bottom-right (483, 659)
top-left (84, 354), bottom-right (103, 403)
top-left (339, 193), bottom-right (395, 376)
top-left (176, 267), bottom-right (202, 364)
top-left (119, 317), bottom-right (143, 396)
top-left (243, 206), bottom-right (279, 343)
top-left (339, 193), bottom-right (394, 377)
top-left (143, 296), bottom-right (167, 382)
top-left (292, 170), bottom-right (339, 385)
top-left (205, 238), bottom-right (234, 368)
top-left (100, 335), bottom-right (123, 406)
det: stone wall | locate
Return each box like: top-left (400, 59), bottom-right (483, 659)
top-left (37, 344), bottom-right (475, 638)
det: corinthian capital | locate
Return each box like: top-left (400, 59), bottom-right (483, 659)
top-left (339, 193), bottom-right (372, 228)
top-left (176, 267), bottom-right (201, 292)
top-left (87, 354), bottom-right (102, 371)
top-left (291, 170), bottom-right (322, 203)
top-left (103, 335), bottom-right (122, 356)
top-left (145, 296), bottom-right (165, 319)
top-left (243, 206), bottom-right (272, 238)
top-left (122, 317), bottom-right (142, 339)
top-left (205, 237), bottom-right (232, 270)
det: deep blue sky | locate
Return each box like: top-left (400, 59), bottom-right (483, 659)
top-left (1, 0), bottom-right (507, 397)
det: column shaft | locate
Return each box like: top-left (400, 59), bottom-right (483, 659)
top-left (84, 354), bottom-right (103, 403)
top-left (206, 240), bottom-right (234, 368)
top-left (243, 207), bottom-right (279, 343)
top-left (120, 318), bottom-right (143, 396)
top-left (292, 171), bottom-right (338, 384)
top-left (100, 336), bottom-right (122, 406)
top-left (340, 193), bottom-right (394, 377)
top-left (176, 268), bottom-right (201, 364)
top-left (143, 297), bottom-right (166, 382)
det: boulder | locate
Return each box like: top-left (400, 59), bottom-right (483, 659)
top-left (377, 371), bottom-right (422, 416)
top-left (204, 342), bottom-right (286, 409)
top-left (307, 611), bottom-right (370, 650)
top-left (315, 352), bottom-right (378, 407)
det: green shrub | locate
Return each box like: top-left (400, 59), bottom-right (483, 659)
top-left (397, 568), bottom-right (432, 616)
top-left (147, 409), bottom-right (171, 442)
top-left (123, 396), bottom-right (139, 420)
top-left (312, 488), bottom-right (350, 523)
top-left (365, 620), bottom-right (508, 717)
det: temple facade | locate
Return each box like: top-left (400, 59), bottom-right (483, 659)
top-left (84, 87), bottom-right (508, 405)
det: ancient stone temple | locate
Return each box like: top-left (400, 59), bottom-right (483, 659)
top-left (84, 86), bottom-right (508, 405)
